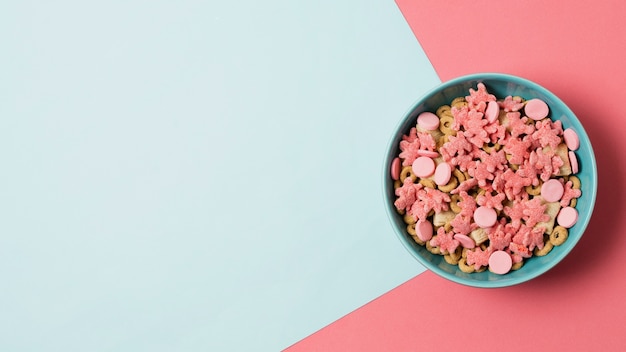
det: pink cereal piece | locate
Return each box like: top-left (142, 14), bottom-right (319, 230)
top-left (489, 250), bottom-right (513, 275)
top-left (569, 151), bottom-right (579, 174)
top-left (417, 149), bottom-right (440, 158)
top-left (433, 162), bottom-right (452, 186)
top-left (540, 179), bottom-right (565, 203)
top-left (563, 128), bottom-right (580, 151)
top-left (417, 112), bottom-right (440, 131)
top-left (473, 206), bottom-right (498, 228)
top-left (390, 157), bottom-right (401, 181)
top-left (415, 219), bottom-right (434, 242)
top-left (454, 234), bottom-right (475, 249)
top-left (557, 206), bottom-right (578, 228)
top-left (524, 98), bottom-right (549, 120)
top-left (412, 156), bottom-right (435, 178)
top-left (485, 100), bottom-right (500, 124)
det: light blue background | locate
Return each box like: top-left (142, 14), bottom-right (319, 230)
top-left (0, 1), bottom-right (438, 350)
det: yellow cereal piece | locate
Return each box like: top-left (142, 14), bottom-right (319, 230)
top-left (525, 182), bottom-right (542, 196)
top-left (403, 213), bottom-right (416, 225)
top-left (534, 236), bottom-right (554, 257)
top-left (439, 115), bottom-right (456, 136)
top-left (569, 175), bottom-right (581, 189)
top-left (458, 257), bottom-right (475, 273)
top-left (437, 175), bottom-right (459, 193)
top-left (444, 254), bottom-right (459, 265)
top-left (550, 226), bottom-right (568, 246)
top-left (400, 166), bottom-right (417, 183)
top-left (426, 238), bottom-right (441, 255)
top-left (451, 97), bottom-right (467, 109)
top-left (419, 178), bottom-right (436, 189)
top-left (436, 105), bottom-right (453, 118)
top-left (453, 168), bottom-right (466, 183)
top-left (450, 194), bottom-right (462, 213)
top-left (512, 260), bottom-right (524, 271)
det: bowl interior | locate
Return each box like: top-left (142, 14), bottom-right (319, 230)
top-left (383, 73), bottom-right (597, 288)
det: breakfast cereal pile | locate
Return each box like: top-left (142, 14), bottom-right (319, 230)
top-left (390, 83), bottom-right (582, 274)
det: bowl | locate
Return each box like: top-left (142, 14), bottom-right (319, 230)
top-left (383, 73), bottom-right (597, 288)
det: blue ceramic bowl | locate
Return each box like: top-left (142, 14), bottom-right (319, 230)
top-left (383, 73), bottom-right (597, 288)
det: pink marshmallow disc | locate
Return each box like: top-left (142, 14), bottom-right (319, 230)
top-left (412, 156), bottom-right (435, 178)
top-left (417, 149), bottom-right (439, 158)
top-left (569, 151), bottom-right (579, 174)
top-left (525, 98), bottom-right (549, 120)
top-left (541, 179), bottom-right (565, 203)
top-left (415, 219), bottom-right (434, 242)
top-left (485, 100), bottom-right (500, 124)
top-left (473, 206), bottom-right (497, 228)
top-left (417, 112), bottom-right (440, 131)
top-left (390, 157), bottom-right (401, 181)
top-left (489, 250), bottom-right (513, 275)
top-left (563, 128), bottom-right (580, 151)
top-left (454, 234), bottom-right (475, 249)
top-left (433, 162), bottom-right (452, 186)
top-left (557, 206), bottom-right (578, 228)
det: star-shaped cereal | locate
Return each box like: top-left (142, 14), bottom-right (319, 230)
top-left (430, 227), bottom-right (460, 254)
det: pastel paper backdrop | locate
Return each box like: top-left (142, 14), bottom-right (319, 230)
top-left (287, 0), bottom-right (626, 350)
top-left (0, 0), bottom-right (439, 351)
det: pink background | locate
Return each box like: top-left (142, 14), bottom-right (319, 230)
top-left (287, 0), bottom-right (626, 350)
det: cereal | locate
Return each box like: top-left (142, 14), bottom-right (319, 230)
top-left (550, 226), bottom-right (568, 246)
top-left (392, 83), bottom-right (583, 274)
top-left (399, 166), bottom-right (417, 183)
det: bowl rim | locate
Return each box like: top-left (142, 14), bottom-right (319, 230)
top-left (382, 72), bottom-right (598, 288)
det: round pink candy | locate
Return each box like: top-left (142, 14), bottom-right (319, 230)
top-left (417, 112), bottom-right (440, 131)
top-left (454, 234), bottom-right (475, 249)
top-left (557, 206), bottom-right (578, 228)
top-left (412, 156), bottom-right (435, 178)
top-left (563, 128), bottom-right (580, 151)
top-left (473, 206), bottom-right (497, 228)
top-left (569, 151), bottom-right (579, 174)
top-left (390, 157), bottom-right (401, 181)
top-left (433, 162), bottom-right (452, 186)
top-left (485, 100), bottom-right (500, 124)
top-left (489, 250), bottom-right (512, 275)
top-left (417, 149), bottom-right (439, 158)
top-left (541, 179), bottom-right (565, 202)
top-left (525, 98), bottom-right (549, 120)
top-left (415, 219), bottom-right (433, 242)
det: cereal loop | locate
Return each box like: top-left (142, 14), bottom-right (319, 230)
top-left (439, 115), bottom-right (456, 136)
top-left (444, 254), bottom-right (459, 265)
top-left (450, 194), bottom-right (462, 213)
top-left (436, 105), bottom-right (453, 118)
top-left (400, 166), bottom-right (417, 183)
top-left (525, 182), bottom-right (542, 196)
top-left (394, 179), bottom-right (402, 189)
top-left (569, 175), bottom-right (581, 189)
top-left (550, 226), bottom-right (568, 246)
top-left (534, 236), bottom-right (554, 257)
top-left (451, 97), bottom-right (468, 108)
top-left (419, 178), bottom-right (437, 189)
top-left (511, 260), bottom-right (524, 271)
top-left (403, 213), bottom-right (417, 225)
top-left (458, 257), bottom-right (475, 273)
top-left (453, 168), bottom-right (466, 183)
top-left (426, 239), bottom-right (441, 254)
top-left (438, 175), bottom-right (459, 193)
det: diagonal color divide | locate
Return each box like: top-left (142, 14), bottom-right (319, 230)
top-left (286, 0), bottom-right (626, 350)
